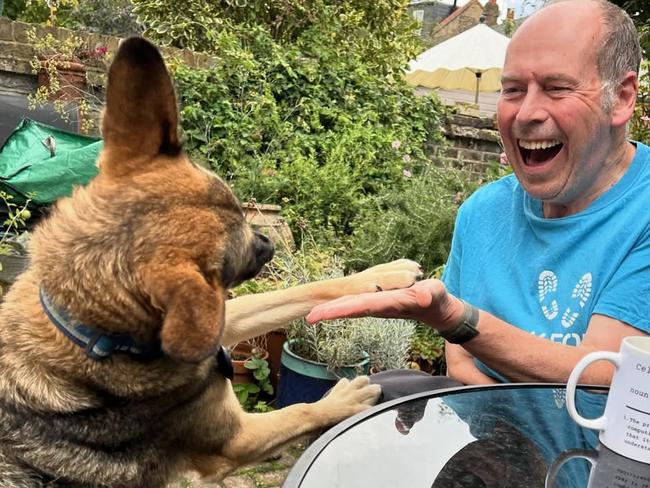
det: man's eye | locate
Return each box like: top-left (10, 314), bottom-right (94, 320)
top-left (548, 86), bottom-right (569, 92)
top-left (502, 87), bottom-right (523, 95)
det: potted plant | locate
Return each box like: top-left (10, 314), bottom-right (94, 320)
top-left (27, 29), bottom-right (108, 134)
top-left (408, 323), bottom-right (446, 375)
top-left (269, 248), bottom-right (416, 407)
top-left (230, 341), bottom-right (274, 412)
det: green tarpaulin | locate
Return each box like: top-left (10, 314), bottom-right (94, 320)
top-left (0, 118), bottom-right (102, 206)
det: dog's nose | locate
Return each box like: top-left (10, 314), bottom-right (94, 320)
top-left (254, 232), bottom-right (274, 265)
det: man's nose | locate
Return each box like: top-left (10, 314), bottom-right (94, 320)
top-left (515, 89), bottom-right (549, 125)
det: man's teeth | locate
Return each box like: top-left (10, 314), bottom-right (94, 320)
top-left (519, 139), bottom-right (562, 150)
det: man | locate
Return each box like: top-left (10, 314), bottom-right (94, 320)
top-left (308, 0), bottom-right (649, 387)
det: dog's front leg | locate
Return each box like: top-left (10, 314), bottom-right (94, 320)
top-left (222, 259), bottom-right (422, 347)
top-left (193, 376), bottom-right (381, 481)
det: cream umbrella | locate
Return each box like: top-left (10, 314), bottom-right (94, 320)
top-left (405, 22), bottom-right (510, 104)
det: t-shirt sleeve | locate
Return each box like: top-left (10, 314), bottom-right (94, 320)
top-left (441, 200), bottom-right (471, 297)
top-left (593, 226), bottom-right (650, 334)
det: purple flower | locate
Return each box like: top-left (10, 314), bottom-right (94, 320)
top-left (391, 140), bottom-right (401, 150)
top-left (403, 154), bottom-right (411, 163)
top-left (403, 169), bottom-right (412, 178)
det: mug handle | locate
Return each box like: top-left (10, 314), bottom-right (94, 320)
top-left (544, 449), bottom-right (597, 488)
top-left (566, 351), bottom-right (621, 430)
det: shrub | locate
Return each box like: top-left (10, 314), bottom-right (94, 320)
top-left (344, 165), bottom-right (481, 275)
top-left (134, 0), bottom-right (448, 246)
top-left (171, 33), bottom-right (446, 245)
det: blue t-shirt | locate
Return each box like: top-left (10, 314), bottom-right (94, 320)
top-left (443, 141), bottom-right (650, 380)
top-left (440, 142), bottom-right (650, 483)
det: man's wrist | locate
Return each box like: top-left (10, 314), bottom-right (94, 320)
top-left (438, 299), bottom-right (480, 344)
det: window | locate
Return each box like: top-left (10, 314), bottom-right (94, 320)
top-left (412, 9), bottom-right (424, 35)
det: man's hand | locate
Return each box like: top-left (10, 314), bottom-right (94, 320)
top-left (306, 279), bottom-right (464, 331)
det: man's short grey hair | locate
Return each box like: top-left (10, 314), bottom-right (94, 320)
top-left (547, 0), bottom-right (642, 111)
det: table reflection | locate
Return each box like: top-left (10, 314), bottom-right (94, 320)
top-left (284, 385), bottom-right (642, 488)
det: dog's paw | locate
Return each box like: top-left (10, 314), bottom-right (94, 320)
top-left (358, 259), bottom-right (423, 292)
top-left (318, 376), bottom-right (381, 423)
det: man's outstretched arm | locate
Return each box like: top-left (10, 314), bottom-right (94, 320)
top-left (307, 279), bottom-right (648, 385)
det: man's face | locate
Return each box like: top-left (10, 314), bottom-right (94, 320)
top-left (496, 3), bottom-right (616, 215)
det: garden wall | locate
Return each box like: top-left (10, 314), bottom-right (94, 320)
top-left (428, 113), bottom-right (502, 175)
top-left (0, 16), bottom-right (213, 96)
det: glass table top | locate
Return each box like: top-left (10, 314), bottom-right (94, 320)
top-left (283, 384), bottom-right (650, 488)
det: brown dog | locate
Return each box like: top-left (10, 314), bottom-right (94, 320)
top-left (0, 37), bottom-right (422, 487)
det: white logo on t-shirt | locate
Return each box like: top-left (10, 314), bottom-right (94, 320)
top-left (537, 270), bottom-right (592, 329)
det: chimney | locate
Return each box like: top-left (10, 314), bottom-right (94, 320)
top-left (482, 0), bottom-right (500, 26)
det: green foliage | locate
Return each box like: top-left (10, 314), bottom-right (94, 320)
top-left (255, 239), bottom-right (416, 371)
top-left (345, 165), bottom-right (480, 274)
top-left (0, 192), bottom-right (32, 255)
top-left (172, 41), bottom-right (446, 245)
top-left (233, 357), bottom-right (274, 412)
top-left (135, 0), bottom-right (444, 247)
top-left (630, 60), bottom-right (650, 143)
top-left (133, 0), bottom-right (421, 76)
top-left (4, 0), bottom-right (141, 35)
top-left (409, 323), bottom-right (445, 374)
top-left (59, 0), bottom-right (142, 36)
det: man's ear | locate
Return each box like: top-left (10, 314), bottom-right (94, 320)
top-left (611, 71), bottom-right (639, 128)
top-left (101, 37), bottom-right (181, 172)
top-left (144, 264), bottom-right (225, 363)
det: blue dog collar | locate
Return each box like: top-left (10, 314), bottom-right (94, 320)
top-left (39, 287), bottom-right (162, 361)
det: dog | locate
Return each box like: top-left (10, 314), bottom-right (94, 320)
top-left (0, 37), bottom-right (421, 487)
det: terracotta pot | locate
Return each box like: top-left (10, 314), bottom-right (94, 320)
top-left (262, 329), bottom-right (286, 391)
top-left (37, 56), bottom-right (86, 102)
top-left (231, 342), bottom-right (269, 385)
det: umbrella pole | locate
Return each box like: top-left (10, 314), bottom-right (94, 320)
top-left (474, 71), bottom-right (482, 105)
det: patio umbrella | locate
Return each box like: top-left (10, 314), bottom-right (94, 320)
top-left (405, 22), bottom-right (510, 104)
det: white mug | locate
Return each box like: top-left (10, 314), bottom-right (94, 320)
top-left (545, 446), bottom-right (650, 488)
top-left (566, 336), bottom-right (650, 464)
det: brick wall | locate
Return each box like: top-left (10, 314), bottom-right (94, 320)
top-left (428, 113), bottom-right (502, 175)
top-left (0, 16), bottom-right (214, 96)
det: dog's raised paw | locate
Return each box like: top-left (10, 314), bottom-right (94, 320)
top-left (319, 376), bottom-right (382, 422)
top-left (359, 259), bottom-right (423, 293)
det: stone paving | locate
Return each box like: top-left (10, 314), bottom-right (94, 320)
top-left (169, 443), bottom-right (305, 488)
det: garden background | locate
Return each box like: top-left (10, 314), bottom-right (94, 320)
top-left (1, 0), bottom-right (649, 410)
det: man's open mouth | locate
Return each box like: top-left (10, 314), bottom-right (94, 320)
top-left (518, 139), bottom-right (563, 166)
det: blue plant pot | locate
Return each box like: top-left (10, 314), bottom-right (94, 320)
top-left (276, 339), bottom-right (369, 408)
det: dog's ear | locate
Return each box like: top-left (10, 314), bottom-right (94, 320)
top-left (144, 265), bottom-right (225, 363)
top-left (101, 37), bottom-right (181, 172)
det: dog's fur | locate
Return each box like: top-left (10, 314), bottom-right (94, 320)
top-left (0, 38), bottom-right (422, 487)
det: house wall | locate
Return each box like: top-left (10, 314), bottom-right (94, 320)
top-left (406, 1), bottom-right (454, 40)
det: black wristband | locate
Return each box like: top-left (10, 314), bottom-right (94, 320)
top-left (439, 299), bottom-right (480, 344)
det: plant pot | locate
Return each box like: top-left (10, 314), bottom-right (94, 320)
top-left (263, 328), bottom-right (286, 392)
top-left (231, 342), bottom-right (268, 385)
top-left (37, 56), bottom-right (87, 102)
top-left (276, 339), bottom-right (369, 407)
